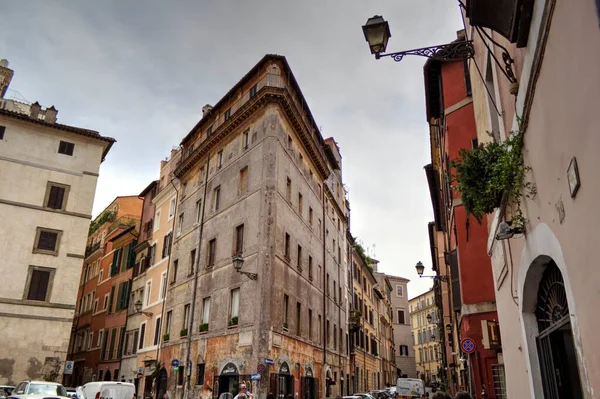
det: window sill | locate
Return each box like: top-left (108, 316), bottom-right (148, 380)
top-left (227, 325), bottom-right (239, 330)
top-left (32, 249), bottom-right (58, 256)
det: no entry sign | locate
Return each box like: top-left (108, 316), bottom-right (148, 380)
top-left (460, 338), bottom-right (476, 354)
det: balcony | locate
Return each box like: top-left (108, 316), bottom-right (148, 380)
top-left (175, 71), bottom-right (329, 179)
top-left (108, 215), bottom-right (140, 234)
top-left (85, 242), bottom-right (101, 258)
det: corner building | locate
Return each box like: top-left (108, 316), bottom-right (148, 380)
top-left (160, 54), bottom-right (349, 399)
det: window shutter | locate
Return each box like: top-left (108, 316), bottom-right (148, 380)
top-left (38, 231), bottom-right (58, 251)
top-left (28, 270), bottom-right (50, 301)
top-left (110, 252), bottom-right (118, 276)
top-left (48, 186), bottom-right (65, 209)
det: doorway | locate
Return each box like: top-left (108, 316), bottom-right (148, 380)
top-left (534, 261), bottom-right (583, 399)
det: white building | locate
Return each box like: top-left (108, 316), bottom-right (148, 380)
top-left (0, 59), bottom-right (114, 385)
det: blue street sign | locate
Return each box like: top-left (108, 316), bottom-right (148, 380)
top-left (172, 359), bottom-right (180, 367)
top-left (251, 374), bottom-right (261, 381)
top-left (265, 358), bottom-right (274, 366)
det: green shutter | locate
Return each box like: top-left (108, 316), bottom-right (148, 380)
top-left (127, 240), bottom-right (137, 269)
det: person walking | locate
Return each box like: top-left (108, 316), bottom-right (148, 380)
top-left (234, 384), bottom-right (253, 399)
top-left (454, 392), bottom-right (472, 399)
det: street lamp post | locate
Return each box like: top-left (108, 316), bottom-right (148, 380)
top-left (232, 255), bottom-right (258, 280)
top-left (415, 261), bottom-right (449, 282)
top-left (134, 300), bottom-right (153, 317)
top-left (362, 15), bottom-right (474, 62)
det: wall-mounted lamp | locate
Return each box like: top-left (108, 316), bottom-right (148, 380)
top-left (232, 255), bottom-right (258, 280)
top-left (416, 261), bottom-right (449, 282)
top-left (362, 15), bottom-right (474, 62)
top-left (495, 221), bottom-right (524, 241)
top-left (134, 300), bottom-right (153, 317)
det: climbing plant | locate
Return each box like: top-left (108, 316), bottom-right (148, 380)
top-left (88, 210), bottom-right (116, 235)
top-left (451, 124), bottom-right (536, 228)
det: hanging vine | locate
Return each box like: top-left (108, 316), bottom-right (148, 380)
top-left (451, 122), bottom-right (536, 228)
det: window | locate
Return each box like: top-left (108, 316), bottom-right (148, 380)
top-left (318, 219), bottom-right (321, 236)
top-left (308, 256), bottom-right (313, 280)
top-left (239, 166), bottom-right (248, 194)
top-left (287, 135), bottom-right (292, 149)
top-left (103, 294), bottom-right (108, 310)
top-left (326, 273), bottom-right (330, 295)
top-left (217, 150), bottom-right (223, 169)
top-left (44, 182), bottom-right (69, 210)
top-left (309, 207), bottom-right (313, 226)
top-left (178, 366), bottom-right (185, 386)
top-left (230, 288), bottom-right (240, 320)
top-left (283, 294), bottom-right (289, 329)
top-left (183, 304), bottom-right (190, 330)
top-left (286, 177), bottom-right (292, 200)
top-left (145, 281), bottom-right (151, 306)
top-left (195, 200), bottom-right (202, 223)
top-left (199, 166), bottom-right (205, 182)
top-left (296, 302), bottom-right (301, 336)
top-left (297, 245), bottom-right (302, 269)
top-left (235, 224), bottom-right (244, 255)
top-left (318, 315), bottom-right (322, 344)
top-left (396, 285), bottom-right (403, 297)
top-left (249, 84), bottom-right (257, 98)
top-left (33, 227), bottom-right (61, 255)
top-left (327, 320), bottom-right (330, 345)
top-left (206, 126), bottom-right (212, 136)
top-left (334, 323), bottom-right (337, 349)
top-left (471, 137), bottom-right (478, 149)
top-left (298, 193), bottom-right (303, 215)
top-left (181, 182), bottom-right (187, 198)
top-left (284, 233), bottom-right (290, 260)
top-left (307, 308), bottom-right (314, 340)
top-left (202, 297), bottom-right (211, 324)
top-left (171, 260), bottom-right (178, 283)
top-left (165, 311), bottom-right (172, 335)
top-left (58, 140), bottom-right (75, 156)
top-left (333, 281), bottom-right (337, 302)
top-left (169, 198), bottom-right (176, 218)
top-left (177, 214), bottom-right (184, 237)
top-left (153, 316), bottom-right (161, 345)
top-left (208, 238), bottom-right (216, 266)
top-left (189, 249), bottom-right (196, 275)
top-left (397, 309), bottom-right (406, 324)
top-left (214, 186), bottom-right (221, 211)
top-left (196, 363), bottom-right (205, 386)
top-left (25, 267), bottom-right (53, 301)
top-left (0, 125), bottom-right (5, 140)
top-left (224, 108), bottom-right (231, 121)
top-left (400, 345), bottom-right (409, 356)
top-left (154, 210), bottom-right (161, 231)
top-left (242, 129), bottom-right (250, 149)
top-left (138, 323), bottom-right (146, 350)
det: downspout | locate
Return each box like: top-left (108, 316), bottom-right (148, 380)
top-left (184, 151), bottom-right (211, 399)
top-left (322, 184), bottom-right (327, 398)
top-left (155, 176), bottom-right (180, 368)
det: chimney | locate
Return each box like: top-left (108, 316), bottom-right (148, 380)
top-left (45, 105), bottom-right (58, 123)
top-left (30, 101), bottom-right (41, 120)
top-left (202, 104), bottom-right (213, 117)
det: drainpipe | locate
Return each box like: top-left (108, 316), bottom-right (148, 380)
top-left (184, 151), bottom-right (211, 399)
top-left (322, 184), bottom-right (327, 398)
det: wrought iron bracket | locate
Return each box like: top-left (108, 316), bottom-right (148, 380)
top-left (419, 274), bottom-right (449, 282)
top-left (376, 40), bottom-right (474, 62)
top-left (474, 26), bottom-right (518, 84)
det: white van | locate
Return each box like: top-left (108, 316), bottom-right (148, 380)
top-left (396, 378), bottom-right (424, 398)
top-left (76, 382), bottom-right (135, 399)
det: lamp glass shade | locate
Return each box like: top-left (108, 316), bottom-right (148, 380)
top-left (415, 261), bottom-right (425, 276)
top-left (426, 313), bottom-right (433, 323)
top-left (232, 255), bottom-right (244, 271)
top-left (362, 15), bottom-right (391, 55)
top-left (134, 299), bottom-right (142, 313)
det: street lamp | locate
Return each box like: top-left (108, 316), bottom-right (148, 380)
top-left (362, 15), bottom-right (474, 62)
top-left (134, 299), bottom-right (153, 317)
top-left (232, 255), bottom-right (258, 280)
top-left (415, 261), bottom-right (448, 282)
top-left (426, 313), bottom-right (433, 324)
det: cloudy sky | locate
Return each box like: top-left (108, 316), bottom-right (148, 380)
top-left (1, 1), bottom-right (463, 298)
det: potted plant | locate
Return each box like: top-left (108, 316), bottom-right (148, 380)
top-left (199, 323), bottom-right (209, 333)
top-left (163, 333), bottom-right (170, 341)
top-left (180, 328), bottom-right (188, 337)
top-left (451, 127), bottom-right (535, 228)
top-left (228, 316), bottom-right (238, 327)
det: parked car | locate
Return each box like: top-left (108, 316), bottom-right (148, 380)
top-left (342, 396), bottom-right (362, 399)
top-left (0, 387), bottom-right (15, 399)
top-left (9, 381), bottom-right (69, 399)
top-left (354, 393), bottom-right (377, 399)
top-left (64, 388), bottom-right (78, 399)
top-left (75, 381), bottom-right (135, 399)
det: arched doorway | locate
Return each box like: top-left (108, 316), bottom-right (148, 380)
top-left (156, 368), bottom-right (168, 399)
top-left (269, 362), bottom-right (293, 399)
top-left (534, 260), bottom-right (583, 398)
top-left (217, 363), bottom-right (239, 399)
top-left (300, 367), bottom-right (317, 399)
top-left (104, 370), bottom-right (112, 382)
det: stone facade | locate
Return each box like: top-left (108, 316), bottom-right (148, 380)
top-left (409, 289), bottom-right (442, 383)
top-left (0, 62), bottom-right (114, 385)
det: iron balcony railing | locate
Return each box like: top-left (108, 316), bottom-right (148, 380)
top-left (108, 214), bottom-right (140, 234)
top-left (85, 241), bottom-right (101, 258)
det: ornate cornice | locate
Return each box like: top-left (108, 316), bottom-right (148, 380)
top-left (175, 86), bottom-right (330, 180)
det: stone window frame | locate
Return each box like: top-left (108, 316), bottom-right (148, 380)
top-left (32, 226), bottom-right (63, 256)
top-left (22, 265), bottom-right (56, 303)
top-left (43, 181), bottom-right (71, 211)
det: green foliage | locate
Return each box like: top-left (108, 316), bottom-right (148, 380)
top-left (151, 362), bottom-right (163, 382)
top-left (180, 328), bottom-right (188, 337)
top-left (451, 127), bottom-right (536, 228)
top-left (89, 210), bottom-right (116, 235)
top-left (163, 333), bottom-right (170, 341)
top-left (353, 242), bottom-right (373, 266)
top-left (228, 316), bottom-right (238, 327)
top-left (199, 323), bottom-right (209, 333)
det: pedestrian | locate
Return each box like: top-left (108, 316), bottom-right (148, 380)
top-left (234, 384), bottom-right (253, 399)
top-left (454, 392), bottom-right (472, 399)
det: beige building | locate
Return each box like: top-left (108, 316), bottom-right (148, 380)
top-left (459, 0), bottom-right (600, 397)
top-left (0, 60), bottom-right (114, 384)
top-left (373, 271), bottom-right (397, 387)
top-left (409, 289), bottom-right (442, 384)
top-left (384, 274), bottom-right (415, 379)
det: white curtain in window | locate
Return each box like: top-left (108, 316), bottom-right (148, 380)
top-left (203, 298), bottom-right (211, 324)
top-left (231, 289), bottom-right (240, 318)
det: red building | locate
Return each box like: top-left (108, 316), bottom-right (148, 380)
top-left (424, 32), bottom-right (502, 398)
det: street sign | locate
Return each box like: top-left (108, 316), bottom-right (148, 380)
top-left (257, 364), bottom-right (266, 374)
top-left (172, 359), bottom-right (180, 367)
top-left (265, 358), bottom-right (274, 366)
top-left (250, 374), bottom-right (261, 381)
top-left (64, 361), bottom-right (74, 375)
top-left (137, 367), bottom-right (143, 376)
top-left (460, 338), bottom-right (476, 354)
top-left (172, 367), bottom-right (179, 372)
